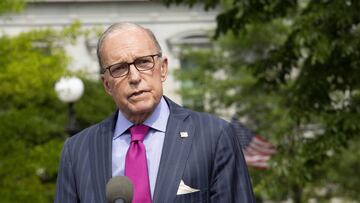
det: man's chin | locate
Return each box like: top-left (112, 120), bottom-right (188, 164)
top-left (129, 102), bottom-right (156, 115)
top-left (126, 105), bottom-right (155, 124)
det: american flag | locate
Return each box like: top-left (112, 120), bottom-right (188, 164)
top-left (231, 117), bottom-right (277, 169)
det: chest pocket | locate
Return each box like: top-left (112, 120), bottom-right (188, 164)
top-left (174, 189), bottom-right (209, 203)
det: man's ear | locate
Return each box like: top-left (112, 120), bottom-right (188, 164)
top-left (160, 57), bottom-right (168, 82)
top-left (101, 74), bottom-right (113, 96)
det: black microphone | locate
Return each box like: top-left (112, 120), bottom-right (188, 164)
top-left (106, 176), bottom-right (134, 203)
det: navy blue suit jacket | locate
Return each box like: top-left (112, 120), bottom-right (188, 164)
top-left (55, 97), bottom-right (255, 202)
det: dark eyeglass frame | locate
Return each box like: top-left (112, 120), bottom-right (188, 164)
top-left (103, 53), bottom-right (162, 78)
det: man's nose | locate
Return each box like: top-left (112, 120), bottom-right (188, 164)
top-left (128, 64), bottom-right (141, 82)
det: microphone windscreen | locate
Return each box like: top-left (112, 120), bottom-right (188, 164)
top-left (106, 176), bottom-right (133, 203)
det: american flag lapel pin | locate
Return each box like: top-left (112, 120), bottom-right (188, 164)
top-left (180, 132), bottom-right (188, 138)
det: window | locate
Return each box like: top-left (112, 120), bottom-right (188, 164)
top-left (167, 30), bottom-right (212, 111)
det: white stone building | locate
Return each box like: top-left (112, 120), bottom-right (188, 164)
top-left (0, 0), bottom-right (218, 104)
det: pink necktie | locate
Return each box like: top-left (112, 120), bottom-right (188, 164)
top-left (125, 125), bottom-right (152, 203)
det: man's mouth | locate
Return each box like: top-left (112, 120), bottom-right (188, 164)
top-left (129, 90), bottom-right (148, 98)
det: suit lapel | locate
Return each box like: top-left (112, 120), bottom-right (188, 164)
top-left (153, 98), bottom-right (196, 203)
top-left (89, 113), bottom-right (116, 202)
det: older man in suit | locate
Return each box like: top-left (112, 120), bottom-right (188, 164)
top-left (55, 23), bottom-right (255, 203)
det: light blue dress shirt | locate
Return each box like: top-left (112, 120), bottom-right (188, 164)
top-left (112, 97), bottom-right (170, 198)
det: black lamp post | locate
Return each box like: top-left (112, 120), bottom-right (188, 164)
top-left (55, 76), bottom-right (84, 136)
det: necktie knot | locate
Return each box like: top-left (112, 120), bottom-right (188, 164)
top-left (130, 124), bottom-right (149, 142)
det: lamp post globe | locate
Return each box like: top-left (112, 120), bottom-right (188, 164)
top-left (55, 76), bottom-right (84, 103)
top-left (55, 76), bottom-right (84, 136)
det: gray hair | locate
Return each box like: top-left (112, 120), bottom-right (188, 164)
top-left (97, 23), bottom-right (162, 71)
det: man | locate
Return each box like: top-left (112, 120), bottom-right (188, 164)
top-left (55, 23), bottom-right (255, 203)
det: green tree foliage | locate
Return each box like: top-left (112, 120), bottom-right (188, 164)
top-left (0, 26), bottom-right (114, 202)
top-left (0, 0), bottom-right (24, 15)
top-left (165, 0), bottom-right (360, 202)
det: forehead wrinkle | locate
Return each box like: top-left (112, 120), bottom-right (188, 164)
top-left (102, 26), bottom-right (156, 52)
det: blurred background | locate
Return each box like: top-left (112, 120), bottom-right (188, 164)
top-left (0, 0), bottom-right (359, 202)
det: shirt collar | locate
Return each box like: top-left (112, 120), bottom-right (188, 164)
top-left (113, 97), bottom-right (170, 140)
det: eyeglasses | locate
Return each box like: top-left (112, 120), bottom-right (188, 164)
top-left (103, 53), bottom-right (162, 78)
